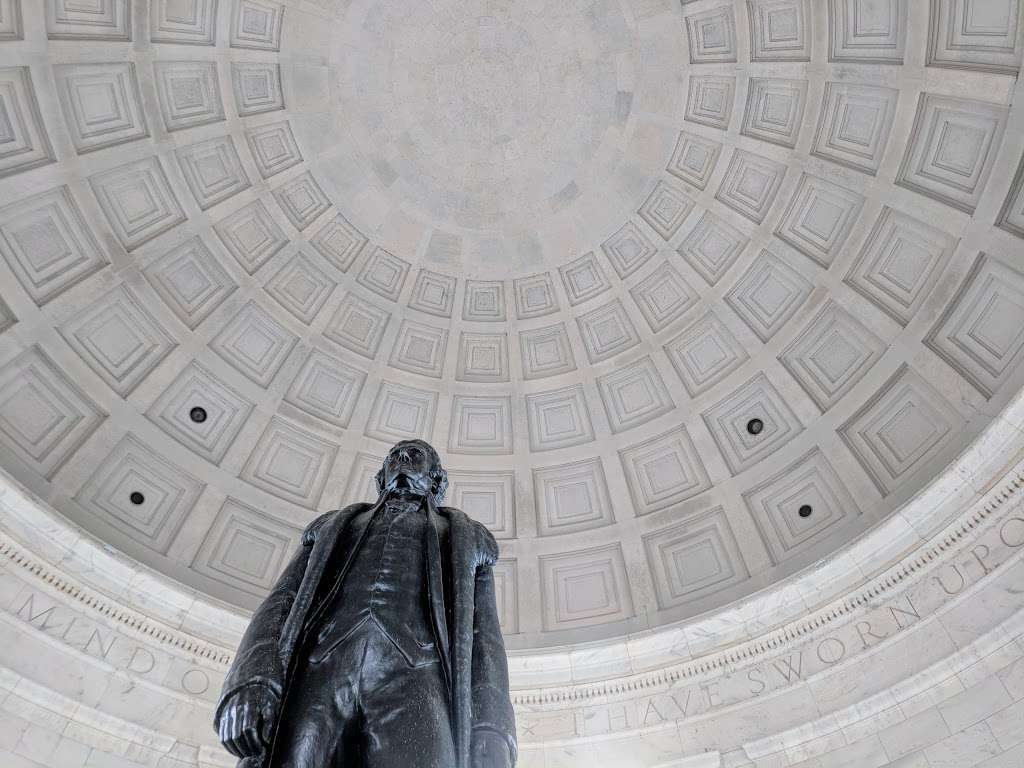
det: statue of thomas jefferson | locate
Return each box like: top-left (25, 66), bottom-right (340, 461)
top-left (215, 440), bottom-right (517, 768)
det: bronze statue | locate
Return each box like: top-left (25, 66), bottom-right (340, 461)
top-left (214, 440), bottom-right (517, 767)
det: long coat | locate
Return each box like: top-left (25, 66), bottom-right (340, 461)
top-left (214, 496), bottom-right (517, 768)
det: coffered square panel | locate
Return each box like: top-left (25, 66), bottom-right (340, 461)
top-left (0, 185), bottom-right (108, 306)
top-left (231, 62), bottom-right (284, 116)
top-left (463, 280), bottom-right (506, 322)
top-left (446, 470), bottom-right (516, 539)
top-left (409, 269), bottom-right (456, 318)
top-left (245, 121), bottom-right (302, 179)
top-left (644, 507), bottom-right (748, 608)
top-left (701, 372), bottom-right (804, 475)
top-left (364, 381), bottom-right (437, 443)
top-left (144, 237), bottom-right (236, 331)
top-left (740, 77), bottom-right (809, 149)
top-left (456, 333), bottom-right (509, 383)
top-left (629, 261), bottom-right (699, 333)
top-left (151, 0), bottom-right (218, 45)
top-left (685, 5), bottom-right (738, 63)
top-left (230, 0), bottom-right (284, 51)
top-left (540, 544), bottom-right (634, 631)
top-left (685, 74), bottom-right (736, 131)
top-left (147, 362), bottom-right (253, 464)
top-left (925, 253), bottom-right (1024, 399)
top-left (0, 345), bottom-right (105, 479)
top-left (576, 299), bottom-right (641, 364)
top-left (828, 0), bottom-right (907, 63)
top-left (619, 426), bottom-right (712, 516)
top-left (53, 62), bottom-right (149, 154)
top-left (213, 199), bottom-right (287, 275)
top-left (677, 211), bottom-right (749, 286)
top-left (927, 0), bottom-right (1023, 74)
top-left (744, 448), bottom-right (860, 564)
top-left (602, 220), bottom-right (658, 276)
top-left (153, 61), bottom-right (225, 133)
top-left (779, 299), bottom-right (886, 412)
top-left (448, 395), bottom-right (513, 455)
top-left (519, 323), bottom-right (577, 380)
top-left (0, 0), bottom-right (22, 40)
top-left (209, 300), bottom-right (299, 387)
top-left (715, 149), bottom-right (787, 224)
top-left (513, 272), bottom-right (559, 319)
top-left (59, 283), bottom-right (178, 397)
top-left (559, 252), bottom-right (611, 306)
top-left (356, 246), bottom-right (410, 302)
top-left (596, 356), bottom-right (676, 434)
top-left (747, 0), bottom-right (812, 61)
top-left (0, 67), bottom-right (55, 178)
top-left (388, 319), bottom-right (448, 378)
top-left (323, 293), bottom-right (390, 359)
top-left (310, 213), bottom-right (368, 273)
top-left (525, 385), bottom-right (595, 452)
top-left (896, 93), bottom-right (1009, 214)
top-left (240, 416), bottom-right (338, 508)
top-left (844, 206), bottom-right (957, 326)
top-left (667, 131), bottom-right (722, 190)
top-left (88, 156), bottom-right (186, 252)
top-left (74, 434), bottom-right (204, 554)
top-left (273, 172), bottom-right (331, 231)
top-left (725, 249), bottom-right (813, 343)
top-left (263, 252), bottom-right (337, 325)
top-left (839, 364), bottom-right (963, 496)
top-left (636, 183), bottom-right (694, 243)
top-left (175, 136), bottom-right (251, 211)
top-left (534, 458), bottom-right (614, 537)
top-left (46, 0), bottom-right (130, 40)
top-left (192, 498), bottom-right (301, 596)
top-left (664, 309), bottom-right (749, 398)
top-left (284, 348), bottom-right (367, 429)
top-left (812, 82), bottom-right (899, 176)
top-left (774, 173), bottom-right (865, 268)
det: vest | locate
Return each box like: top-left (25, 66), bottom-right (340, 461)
top-left (307, 495), bottom-right (439, 667)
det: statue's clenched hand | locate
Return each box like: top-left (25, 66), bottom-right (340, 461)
top-left (218, 686), bottom-right (279, 759)
top-left (471, 730), bottom-right (513, 768)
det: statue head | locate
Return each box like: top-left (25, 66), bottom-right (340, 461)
top-left (374, 439), bottom-right (448, 505)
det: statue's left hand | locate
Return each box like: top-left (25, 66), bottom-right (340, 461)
top-left (471, 730), bottom-right (512, 768)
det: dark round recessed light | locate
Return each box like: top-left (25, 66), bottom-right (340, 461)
top-left (798, 504), bottom-right (813, 518)
top-left (129, 491), bottom-right (145, 506)
top-left (746, 418), bottom-right (764, 436)
top-left (189, 406), bottom-right (207, 424)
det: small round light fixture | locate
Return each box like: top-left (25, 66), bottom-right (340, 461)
top-left (746, 418), bottom-right (764, 436)
top-left (189, 406), bottom-right (208, 424)
top-left (129, 491), bottom-right (145, 506)
top-left (798, 504), bottom-right (813, 518)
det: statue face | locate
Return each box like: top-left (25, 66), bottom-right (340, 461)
top-left (380, 440), bottom-right (438, 498)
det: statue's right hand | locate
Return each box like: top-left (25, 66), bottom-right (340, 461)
top-left (218, 687), bottom-right (279, 759)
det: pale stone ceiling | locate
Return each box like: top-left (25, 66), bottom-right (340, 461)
top-left (0, 0), bottom-right (1022, 657)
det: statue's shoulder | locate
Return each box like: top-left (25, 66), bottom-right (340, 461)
top-left (300, 503), bottom-right (373, 546)
top-left (440, 506), bottom-right (498, 566)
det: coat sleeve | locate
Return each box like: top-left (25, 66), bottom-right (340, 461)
top-left (213, 512), bottom-right (330, 731)
top-left (470, 523), bottom-right (518, 764)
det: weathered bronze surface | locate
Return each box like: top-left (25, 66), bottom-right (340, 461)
top-left (215, 440), bottom-right (517, 767)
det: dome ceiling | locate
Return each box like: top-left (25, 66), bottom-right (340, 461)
top-left (0, 0), bottom-right (1022, 649)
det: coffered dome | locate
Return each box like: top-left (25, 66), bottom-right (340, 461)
top-left (0, 0), bottom-right (1023, 658)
